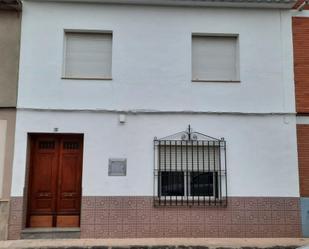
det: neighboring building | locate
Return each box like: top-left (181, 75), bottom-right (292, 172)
top-left (8, 0), bottom-right (300, 239)
top-left (0, 0), bottom-right (21, 240)
top-left (293, 0), bottom-right (309, 238)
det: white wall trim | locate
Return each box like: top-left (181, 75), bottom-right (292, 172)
top-left (17, 107), bottom-right (296, 116)
top-left (296, 116), bottom-right (309, 124)
top-left (23, 0), bottom-right (297, 9)
top-left (292, 9), bottom-right (309, 17)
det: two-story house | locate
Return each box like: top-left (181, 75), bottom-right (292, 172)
top-left (0, 0), bottom-right (21, 240)
top-left (8, 0), bottom-right (301, 239)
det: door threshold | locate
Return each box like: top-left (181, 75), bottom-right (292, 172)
top-left (21, 227), bottom-right (80, 239)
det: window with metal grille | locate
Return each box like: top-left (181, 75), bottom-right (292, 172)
top-left (154, 126), bottom-right (227, 206)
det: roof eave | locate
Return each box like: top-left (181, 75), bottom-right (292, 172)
top-left (23, 0), bottom-right (297, 9)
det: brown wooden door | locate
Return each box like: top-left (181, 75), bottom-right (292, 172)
top-left (27, 134), bottom-right (83, 228)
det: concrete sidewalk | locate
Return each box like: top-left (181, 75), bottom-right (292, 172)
top-left (0, 238), bottom-right (309, 249)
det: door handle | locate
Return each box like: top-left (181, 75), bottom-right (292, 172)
top-left (38, 192), bottom-right (51, 197)
top-left (63, 192), bottom-right (74, 197)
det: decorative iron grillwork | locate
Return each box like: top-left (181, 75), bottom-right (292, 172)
top-left (154, 125), bottom-right (227, 207)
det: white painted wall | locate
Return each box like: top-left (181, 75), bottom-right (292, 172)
top-left (17, 1), bottom-right (295, 113)
top-left (11, 110), bottom-right (299, 197)
top-left (297, 116), bottom-right (309, 124)
top-left (292, 9), bottom-right (309, 17)
top-left (0, 121), bottom-right (7, 199)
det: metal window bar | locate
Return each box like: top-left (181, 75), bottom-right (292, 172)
top-left (154, 125), bottom-right (227, 207)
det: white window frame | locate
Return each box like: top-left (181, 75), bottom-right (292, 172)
top-left (62, 29), bottom-right (113, 80)
top-left (191, 33), bottom-right (240, 83)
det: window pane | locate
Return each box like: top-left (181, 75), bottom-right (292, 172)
top-left (192, 36), bottom-right (237, 81)
top-left (190, 172), bottom-right (215, 196)
top-left (160, 171), bottom-right (184, 196)
top-left (64, 32), bottom-right (112, 78)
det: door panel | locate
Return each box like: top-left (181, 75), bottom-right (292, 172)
top-left (27, 134), bottom-right (83, 228)
top-left (57, 138), bottom-right (82, 215)
top-left (29, 215), bottom-right (53, 227)
top-left (56, 215), bottom-right (80, 227)
top-left (28, 137), bottom-right (58, 226)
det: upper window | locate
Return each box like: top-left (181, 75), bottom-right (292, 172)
top-left (63, 31), bottom-right (112, 79)
top-left (192, 35), bottom-right (238, 82)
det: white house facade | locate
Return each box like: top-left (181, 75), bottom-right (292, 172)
top-left (8, 0), bottom-right (302, 239)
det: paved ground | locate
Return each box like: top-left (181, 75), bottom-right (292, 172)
top-left (0, 238), bottom-right (309, 249)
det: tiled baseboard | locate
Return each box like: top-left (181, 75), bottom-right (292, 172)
top-left (8, 196), bottom-right (301, 239)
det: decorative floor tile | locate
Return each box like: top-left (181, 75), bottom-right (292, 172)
top-left (245, 210), bottom-right (259, 225)
top-left (257, 198), bottom-right (272, 211)
top-left (190, 210), bottom-right (205, 224)
top-left (285, 198), bottom-right (299, 211)
top-left (8, 225), bottom-right (21, 240)
top-left (136, 209), bottom-right (151, 223)
top-left (80, 209), bottom-right (95, 225)
top-left (258, 210), bottom-right (272, 225)
top-left (271, 210), bottom-right (285, 225)
top-left (8, 210), bottom-right (22, 226)
top-left (231, 211), bottom-right (246, 225)
top-left (108, 210), bottom-right (124, 224)
top-left (217, 210), bottom-right (232, 225)
top-left (108, 223), bottom-right (123, 238)
top-left (123, 209), bottom-right (137, 224)
top-left (204, 210), bottom-right (219, 224)
top-left (123, 223), bottom-right (137, 238)
top-left (10, 197), bottom-right (23, 211)
top-left (164, 223), bottom-right (178, 237)
top-left (164, 209), bottom-right (178, 224)
top-left (190, 224), bottom-right (205, 237)
top-left (94, 224), bottom-right (109, 238)
top-left (285, 210), bottom-right (301, 225)
top-left (95, 197), bottom-right (110, 210)
top-left (204, 225), bottom-right (219, 237)
top-left (229, 198), bottom-right (245, 211)
top-left (136, 223), bottom-right (151, 237)
top-left (244, 198), bottom-right (259, 211)
top-left (136, 197), bottom-right (153, 209)
top-left (271, 198), bottom-right (285, 211)
top-left (123, 197), bottom-right (137, 209)
top-left (95, 210), bottom-right (109, 225)
top-left (245, 224), bottom-right (260, 237)
top-left (109, 197), bottom-right (123, 209)
top-left (82, 196), bottom-right (96, 210)
top-left (81, 225), bottom-right (95, 238)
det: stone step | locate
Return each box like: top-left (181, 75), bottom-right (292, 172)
top-left (20, 227), bottom-right (80, 239)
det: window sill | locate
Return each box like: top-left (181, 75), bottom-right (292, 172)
top-left (156, 196), bottom-right (218, 200)
top-left (154, 196), bottom-right (227, 206)
top-left (62, 77), bottom-right (112, 81)
top-left (192, 79), bottom-right (240, 83)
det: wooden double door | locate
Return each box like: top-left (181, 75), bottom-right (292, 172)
top-left (27, 134), bottom-right (83, 228)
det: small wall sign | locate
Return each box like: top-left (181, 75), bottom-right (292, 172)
top-left (108, 158), bottom-right (127, 176)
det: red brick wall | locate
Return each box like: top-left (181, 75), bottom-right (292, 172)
top-left (293, 0), bottom-right (309, 10)
top-left (297, 124), bottom-right (309, 196)
top-left (293, 17), bottom-right (309, 113)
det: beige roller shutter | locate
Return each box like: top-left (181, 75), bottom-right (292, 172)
top-left (64, 32), bottom-right (112, 78)
top-left (192, 35), bottom-right (237, 81)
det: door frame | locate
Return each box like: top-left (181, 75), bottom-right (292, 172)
top-left (25, 133), bottom-right (84, 228)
